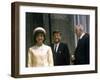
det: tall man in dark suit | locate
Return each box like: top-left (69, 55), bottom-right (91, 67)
top-left (74, 24), bottom-right (89, 65)
top-left (51, 31), bottom-right (70, 66)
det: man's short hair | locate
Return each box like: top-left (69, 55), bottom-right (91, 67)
top-left (53, 30), bottom-right (61, 35)
top-left (75, 24), bottom-right (84, 32)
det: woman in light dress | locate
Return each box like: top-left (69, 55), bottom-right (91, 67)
top-left (28, 27), bottom-right (54, 67)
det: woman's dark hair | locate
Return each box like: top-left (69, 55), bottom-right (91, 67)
top-left (33, 30), bottom-right (46, 44)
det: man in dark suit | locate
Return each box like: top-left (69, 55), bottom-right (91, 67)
top-left (74, 24), bottom-right (89, 65)
top-left (51, 31), bottom-right (70, 66)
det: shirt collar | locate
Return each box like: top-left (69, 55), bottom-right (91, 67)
top-left (80, 33), bottom-right (85, 39)
top-left (54, 42), bottom-right (60, 46)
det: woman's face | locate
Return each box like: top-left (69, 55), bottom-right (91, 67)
top-left (36, 33), bottom-right (44, 45)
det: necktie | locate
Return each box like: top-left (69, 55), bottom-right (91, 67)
top-left (54, 44), bottom-right (57, 53)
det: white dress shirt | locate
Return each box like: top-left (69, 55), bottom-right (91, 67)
top-left (54, 43), bottom-right (60, 53)
top-left (79, 32), bottom-right (85, 39)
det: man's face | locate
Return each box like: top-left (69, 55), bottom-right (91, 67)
top-left (53, 33), bottom-right (61, 43)
top-left (75, 28), bottom-right (81, 38)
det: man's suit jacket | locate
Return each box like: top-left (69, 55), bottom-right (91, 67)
top-left (74, 33), bottom-right (89, 64)
top-left (51, 43), bottom-right (70, 66)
